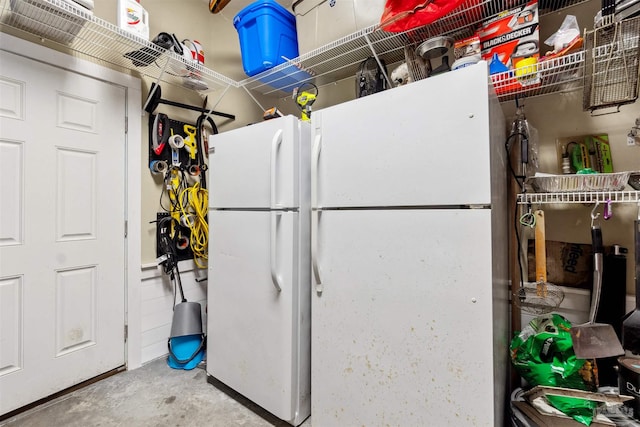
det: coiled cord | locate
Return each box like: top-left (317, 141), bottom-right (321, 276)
top-left (179, 182), bottom-right (209, 268)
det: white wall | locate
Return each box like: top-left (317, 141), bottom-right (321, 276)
top-left (132, 0), bottom-right (639, 363)
top-left (13, 0), bottom-right (634, 368)
top-left (140, 262), bottom-right (207, 364)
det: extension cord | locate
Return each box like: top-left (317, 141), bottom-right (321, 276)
top-left (180, 214), bottom-right (196, 228)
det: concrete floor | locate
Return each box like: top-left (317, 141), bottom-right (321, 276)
top-left (0, 358), bottom-right (311, 427)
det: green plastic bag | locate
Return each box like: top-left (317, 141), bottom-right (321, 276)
top-left (511, 313), bottom-right (597, 426)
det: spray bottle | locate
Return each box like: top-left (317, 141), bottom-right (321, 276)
top-left (117, 0), bottom-right (150, 40)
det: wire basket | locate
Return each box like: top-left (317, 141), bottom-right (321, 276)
top-left (516, 282), bottom-right (565, 315)
top-left (7, 0), bottom-right (90, 45)
top-left (583, 15), bottom-right (640, 112)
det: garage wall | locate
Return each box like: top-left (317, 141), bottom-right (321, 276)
top-left (14, 0), bottom-right (633, 363)
top-left (140, 262), bottom-right (207, 364)
top-left (501, 1), bottom-right (640, 296)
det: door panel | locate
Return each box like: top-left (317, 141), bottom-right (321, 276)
top-left (209, 115), bottom-right (300, 209)
top-left (313, 63), bottom-right (493, 208)
top-left (207, 210), bottom-right (299, 421)
top-left (0, 50), bottom-right (126, 415)
top-left (312, 208), bottom-right (503, 427)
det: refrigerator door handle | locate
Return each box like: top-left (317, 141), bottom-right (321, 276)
top-left (312, 210), bottom-right (323, 294)
top-left (311, 132), bottom-right (323, 294)
top-left (311, 132), bottom-right (321, 209)
top-left (270, 129), bottom-right (283, 209)
top-left (270, 211), bottom-right (282, 292)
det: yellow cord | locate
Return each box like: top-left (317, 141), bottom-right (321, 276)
top-left (179, 182), bottom-right (208, 268)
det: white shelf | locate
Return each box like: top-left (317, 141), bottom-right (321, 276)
top-left (517, 190), bottom-right (640, 204)
top-left (1, 0), bottom-right (595, 103)
top-left (240, 0), bottom-right (592, 99)
top-left (0, 0), bottom-right (236, 93)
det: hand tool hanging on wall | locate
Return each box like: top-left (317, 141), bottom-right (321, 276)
top-left (570, 203), bottom-right (625, 359)
top-left (152, 113), bottom-right (170, 155)
top-left (516, 210), bottom-right (564, 314)
top-left (182, 125), bottom-right (198, 160)
top-left (622, 206), bottom-right (640, 353)
top-left (195, 112), bottom-right (218, 189)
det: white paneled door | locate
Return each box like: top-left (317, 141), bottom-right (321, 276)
top-left (0, 50), bottom-right (126, 415)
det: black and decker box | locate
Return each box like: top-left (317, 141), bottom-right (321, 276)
top-left (478, 0), bottom-right (541, 95)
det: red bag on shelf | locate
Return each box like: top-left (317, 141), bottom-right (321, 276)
top-left (379, 0), bottom-right (467, 33)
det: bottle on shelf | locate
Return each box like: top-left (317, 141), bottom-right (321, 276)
top-left (117, 0), bottom-right (150, 40)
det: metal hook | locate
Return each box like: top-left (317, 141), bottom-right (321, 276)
top-left (604, 199), bottom-right (613, 220)
top-left (591, 201), bottom-right (600, 228)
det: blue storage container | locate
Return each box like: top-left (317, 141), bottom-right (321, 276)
top-left (234, 0), bottom-right (300, 77)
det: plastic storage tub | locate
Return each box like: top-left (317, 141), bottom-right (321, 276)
top-left (292, 0), bottom-right (385, 55)
top-left (233, 0), bottom-right (300, 77)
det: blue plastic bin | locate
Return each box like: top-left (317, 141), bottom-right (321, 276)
top-left (234, 0), bottom-right (302, 78)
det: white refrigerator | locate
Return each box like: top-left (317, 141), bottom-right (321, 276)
top-left (310, 62), bottom-right (509, 426)
top-left (206, 115), bottom-right (311, 426)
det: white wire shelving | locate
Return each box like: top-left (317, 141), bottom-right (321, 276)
top-left (0, 0), bottom-right (237, 94)
top-left (240, 0), bottom-right (592, 99)
top-left (1, 0), bottom-right (595, 103)
top-left (517, 190), bottom-right (640, 204)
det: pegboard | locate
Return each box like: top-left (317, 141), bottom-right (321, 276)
top-left (155, 212), bottom-right (194, 262)
top-left (150, 113), bottom-right (203, 264)
top-left (148, 113), bottom-right (199, 173)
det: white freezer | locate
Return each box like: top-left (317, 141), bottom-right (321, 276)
top-left (310, 62), bottom-right (508, 426)
top-left (311, 63), bottom-right (501, 209)
top-left (209, 115), bottom-right (306, 210)
top-left (207, 115), bottom-right (311, 426)
top-left (208, 210), bottom-right (310, 424)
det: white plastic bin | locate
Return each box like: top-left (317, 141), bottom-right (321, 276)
top-left (292, 0), bottom-right (385, 55)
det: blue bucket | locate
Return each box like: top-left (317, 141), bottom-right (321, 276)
top-left (167, 334), bottom-right (205, 370)
top-left (167, 301), bottom-right (205, 370)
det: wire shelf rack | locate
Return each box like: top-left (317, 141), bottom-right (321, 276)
top-left (491, 50), bottom-right (585, 101)
top-left (583, 15), bottom-right (640, 112)
top-left (1, 0), bottom-right (595, 102)
top-left (240, 0), bottom-right (591, 97)
top-left (517, 190), bottom-right (640, 204)
top-left (0, 0), bottom-right (237, 93)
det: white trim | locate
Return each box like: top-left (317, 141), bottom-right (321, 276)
top-left (0, 33), bottom-right (143, 370)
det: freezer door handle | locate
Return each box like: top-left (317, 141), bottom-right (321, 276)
top-left (311, 132), bottom-right (321, 209)
top-left (270, 129), bottom-right (283, 209)
top-left (312, 210), bottom-right (322, 294)
top-left (270, 211), bottom-right (283, 292)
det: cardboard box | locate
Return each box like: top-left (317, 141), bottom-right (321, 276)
top-left (527, 240), bottom-right (592, 289)
top-left (556, 134), bottom-right (613, 174)
top-left (478, 0), bottom-right (541, 93)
